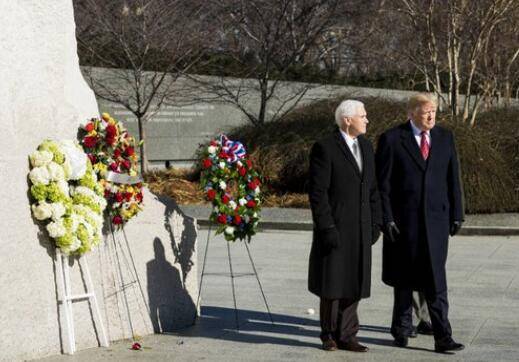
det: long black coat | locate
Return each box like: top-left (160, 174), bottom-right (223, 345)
top-left (375, 122), bottom-right (463, 293)
top-left (308, 129), bottom-right (382, 299)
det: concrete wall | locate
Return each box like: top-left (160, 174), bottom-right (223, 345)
top-left (0, 2), bottom-right (197, 360)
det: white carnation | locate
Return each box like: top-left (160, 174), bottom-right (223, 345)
top-left (74, 186), bottom-right (97, 199)
top-left (30, 150), bottom-right (53, 167)
top-left (254, 186), bottom-right (261, 195)
top-left (208, 146), bottom-right (217, 154)
top-left (218, 162), bottom-right (226, 169)
top-left (57, 180), bottom-right (69, 196)
top-left (219, 181), bottom-right (227, 190)
top-left (228, 200), bottom-right (237, 210)
top-left (47, 220), bottom-right (66, 238)
top-left (50, 202), bottom-right (66, 221)
top-left (47, 162), bottom-right (65, 181)
top-left (98, 196), bottom-right (107, 210)
top-left (69, 237), bottom-right (82, 253)
top-left (69, 213), bottom-right (80, 232)
top-left (236, 161), bottom-right (243, 167)
top-left (224, 226), bottom-right (235, 235)
top-left (238, 198), bottom-right (247, 206)
top-left (29, 166), bottom-right (51, 185)
top-left (60, 140), bottom-right (87, 180)
top-left (31, 201), bottom-right (53, 220)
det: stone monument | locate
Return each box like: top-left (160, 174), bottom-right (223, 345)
top-left (0, 1), bottom-right (198, 360)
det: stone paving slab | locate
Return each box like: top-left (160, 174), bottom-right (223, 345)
top-left (38, 231), bottom-right (519, 361)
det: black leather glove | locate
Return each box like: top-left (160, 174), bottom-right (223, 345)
top-left (372, 225), bottom-right (381, 245)
top-left (320, 226), bottom-right (339, 249)
top-left (450, 221), bottom-right (462, 236)
top-left (384, 222), bottom-right (400, 243)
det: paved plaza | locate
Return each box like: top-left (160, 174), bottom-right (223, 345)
top-left (39, 229), bottom-right (519, 361)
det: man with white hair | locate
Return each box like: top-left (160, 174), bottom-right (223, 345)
top-left (308, 99), bottom-right (382, 352)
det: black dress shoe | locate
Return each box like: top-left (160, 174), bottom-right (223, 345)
top-left (322, 339), bottom-right (337, 351)
top-left (393, 336), bottom-right (408, 347)
top-left (417, 321), bottom-right (434, 335)
top-left (408, 326), bottom-right (417, 338)
top-left (435, 338), bottom-right (465, 353)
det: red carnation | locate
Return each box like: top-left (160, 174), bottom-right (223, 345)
top-left (106, 124), bottom-right (117, 136)
top-left (135, 192), bottom-right (143, 202)
top-left (246, 200), bottom-right (256, 208)
top-left (106, 136), bottom-right (116, 146)
top-left (122, 160), bottom-right (131, 170)
top-left (248, 181), bottom-right (256, 190)
top-left (253, 178), bottom-right (261, 186)
top-left (218, 151), bottom-right (228, 159)
top-left (83, 136), bottom-right (97, 148)
top-left (110, 162), bottom-right (118, 171)
top-left (125, 146), bottom-right (135, 156)
top-left (238, 167), bottom-right (246, 177)
top-left (233, 215), bottom-right (242, 225)
top-left (202, 158), bottom-right (212, 169)
top-left (104, 189), bottom-right (112, 198)
top-left (113, 149), bottom-right (121, 158)
top-left (246, 160), bottom-right (252, 168)
top-left (210, 140), bottom-right (218, 146)
top-left (87, 154), bottom-right (97, 164)
top-left (124, 192), bottom-right (133, 202)
top-left (115, 192), bottom-right (124, 203)
top-left (131, 342), bottom-right (142, 351)
top-left (112, 215), bottom-right (123, 225)
top-left (85, 122), bottom-right (95, 132)
top-left (207, 189), bottom-right (216, 200)
top-left (217, 214), bottom-right (227, 224)
top-left (222, 194), bottom-right (230, 204)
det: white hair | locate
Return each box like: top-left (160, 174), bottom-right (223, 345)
top-left (334, 100), bottom-right (364, 126)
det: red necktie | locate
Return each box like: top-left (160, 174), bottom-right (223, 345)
top-left (420, 131), bottom-right (429, 160)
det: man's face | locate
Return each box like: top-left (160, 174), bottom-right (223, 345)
top-left (343, 106), bottom-right (368, 137)
top-left (411, 102), bottom-right (436, 131)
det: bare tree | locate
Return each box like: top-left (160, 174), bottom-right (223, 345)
top-left (380, 0), bottom-right (518, 124)
top-left (74, 0), bottom-right (206, 173)
top-left (193, 0), bottom-right (341, 127)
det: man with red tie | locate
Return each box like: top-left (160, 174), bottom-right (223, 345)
top-left (375, 93), bottom-right (465, 353)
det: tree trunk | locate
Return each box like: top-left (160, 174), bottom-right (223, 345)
top-left (258, 78), bottom-right (269, 125)
top-left (137, 115), bottom-right (149, 175)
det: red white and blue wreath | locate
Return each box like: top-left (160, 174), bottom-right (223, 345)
top-left (200, 135), bottom-right (262, 241)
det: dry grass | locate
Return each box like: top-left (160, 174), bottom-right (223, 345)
top-left (145, 168), bottom-right (205, 205)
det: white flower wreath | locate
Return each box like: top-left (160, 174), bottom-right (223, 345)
top-left (29, 140), bottom-right (106, 255)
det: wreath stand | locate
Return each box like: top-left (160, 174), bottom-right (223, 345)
top-left (195, 225), bottom-right (275, 331)
top-left (104, 221), bottom-right (151, 341)
top-left (55, 249), bottom-right (109, 354)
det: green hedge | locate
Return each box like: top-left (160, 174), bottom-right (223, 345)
top-left (217, 96), bottom-right (519, 213)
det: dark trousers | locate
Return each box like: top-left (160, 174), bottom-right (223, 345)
top-left (391, 287), bottom-right (452, 341)
top-left (320, 298), bottom-right (359, 343)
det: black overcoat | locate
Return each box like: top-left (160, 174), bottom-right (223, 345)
top-left (308, 128), bottom-right (382, 299)
top-left (375, 122), bottom-right (463, 293)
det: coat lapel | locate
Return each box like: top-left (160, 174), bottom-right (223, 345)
top-left (400, 122), bottom-right (426, 171)
top-left (334, 129), bottom-right (362, 179)
top-left (425, 126), bottom-right (440, 174)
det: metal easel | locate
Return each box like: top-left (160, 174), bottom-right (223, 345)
top-left (195, 224), bottom-right (275, 331)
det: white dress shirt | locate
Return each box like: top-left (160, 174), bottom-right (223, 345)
top-left (409, 120), bottom-right (431, 147)
top-left (340, 129), bottom-right (363, 172)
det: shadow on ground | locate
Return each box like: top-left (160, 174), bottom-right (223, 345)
top-left (175, 306), bottom-right (395, 350)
